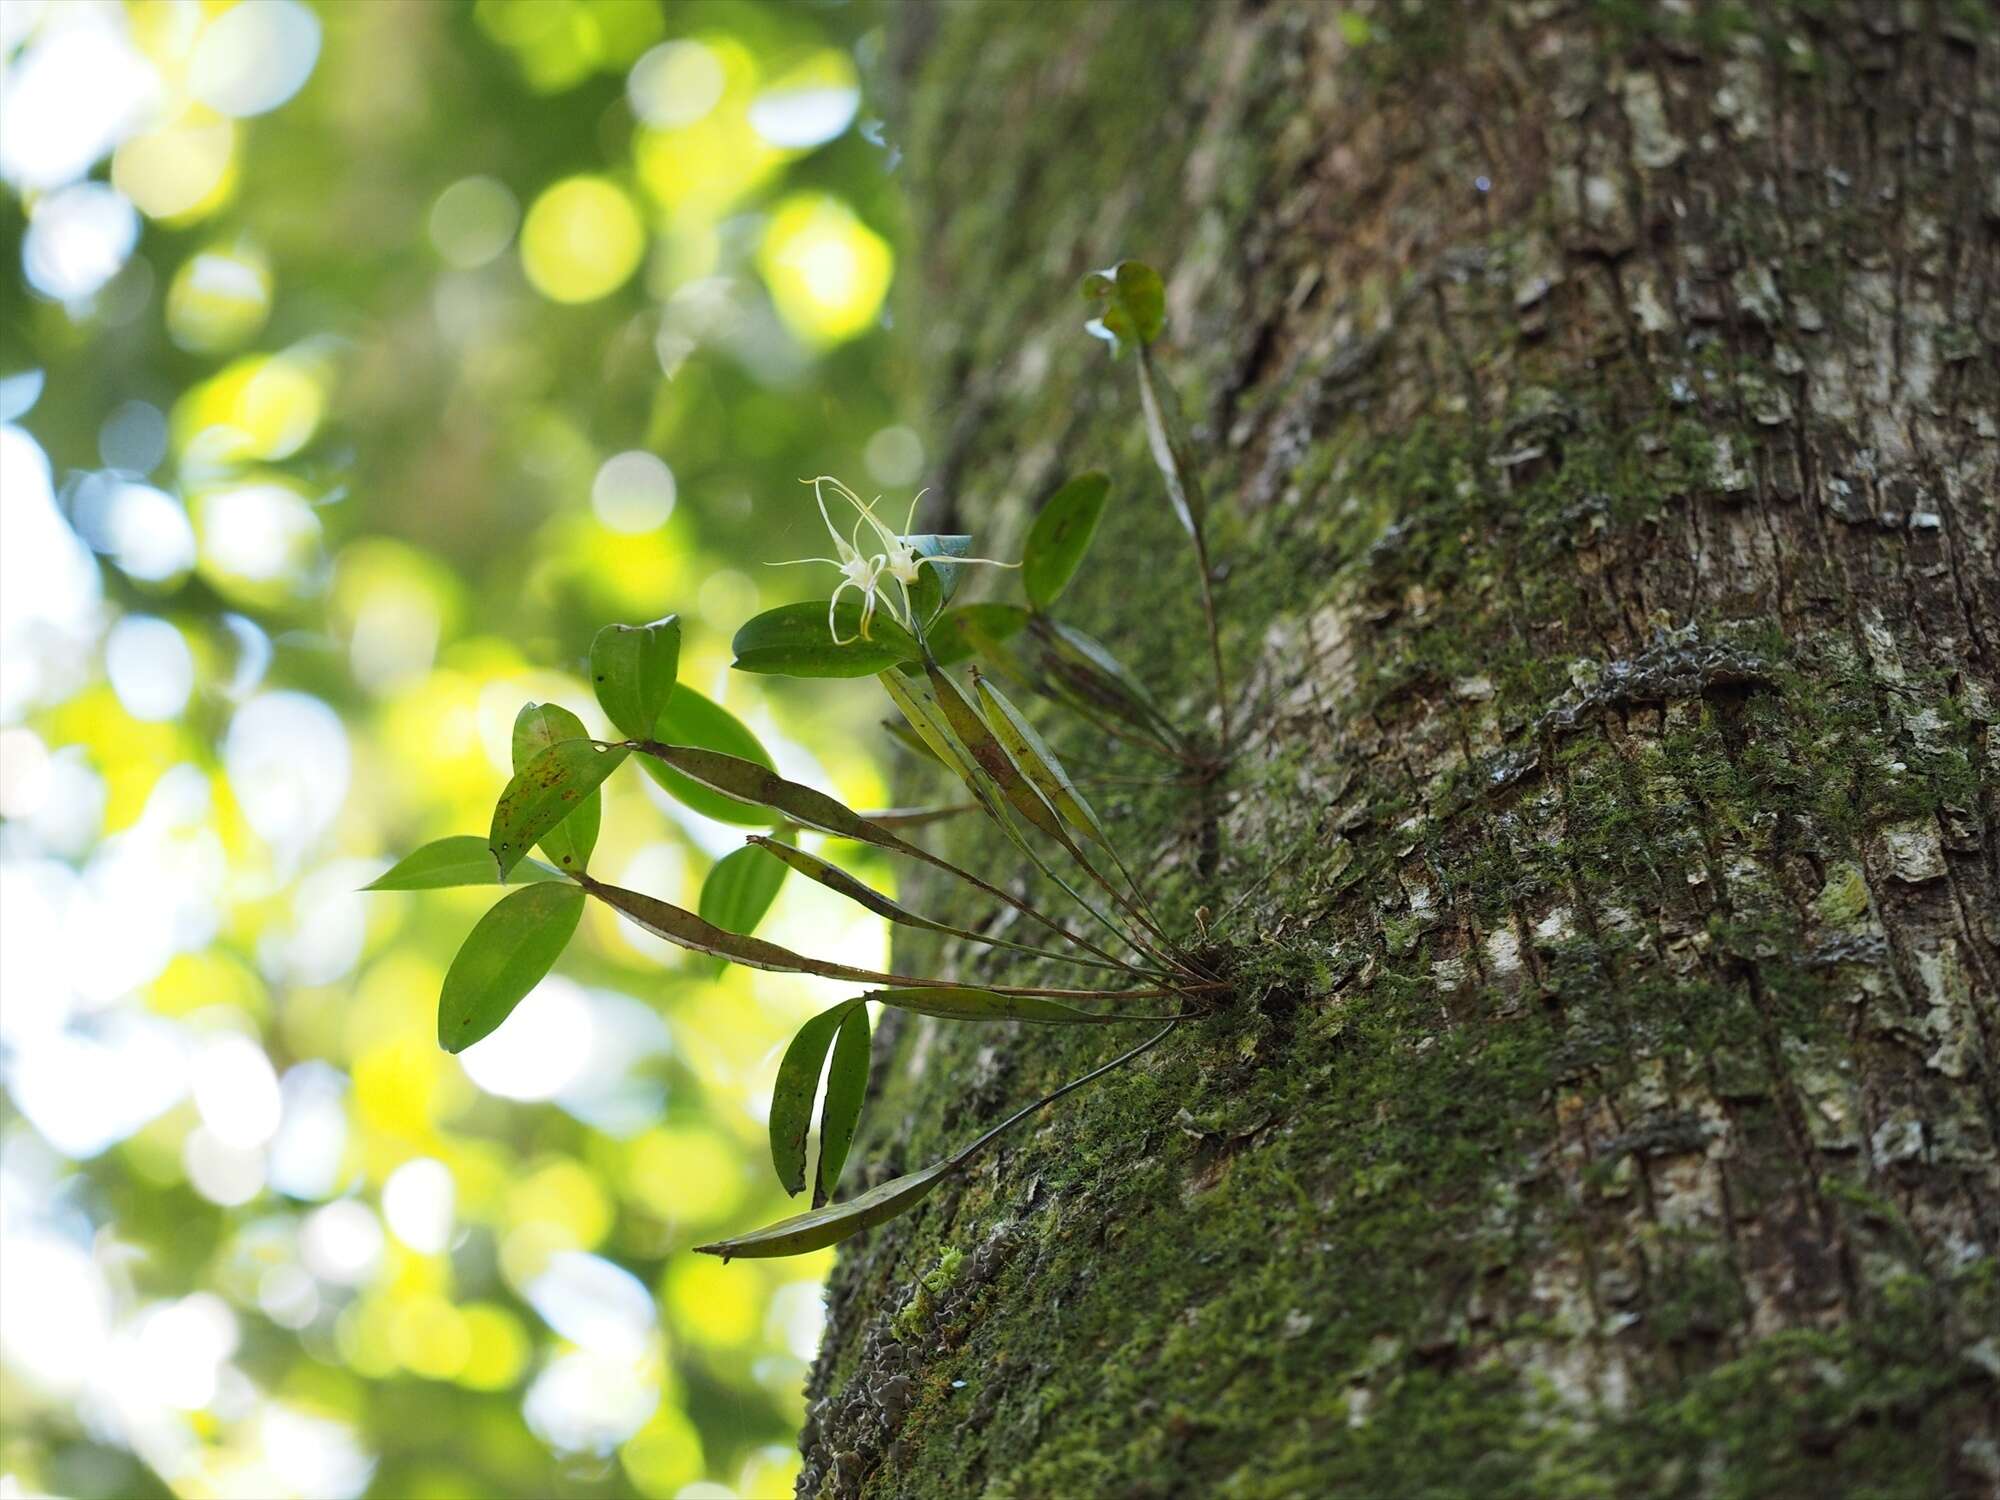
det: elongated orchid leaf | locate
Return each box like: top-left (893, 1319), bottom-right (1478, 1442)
top-left (973, 674), bottom-right (1108, 846)
top-left (878, 668), bottom-right (1014, 836)
top-left (589, 616), bottom-right (680, 740)
top-left (1034, 618), bottom-right (1176, 739)
top-left (582, 875), bottom-right (894, 982)
top-left (815, 1006), bottom-right (870, 1207)
top-left (921, 659), bottom-right (1070, 848)
top-left (700, 1019), bottom-right (1181, 1260)
top-left (732, 600), bottom-right (918, 678)
top-left (363, 836), bottom-right (563, 890)
top-left (632, 742), bottom-right (906, 851)
top-left (698, 838), bottom-right (789, 935)
top-left (490, 738), bottom-right (628, 879)
top-left (884, 668), bottom-right (1157, 970)
top-left (437, 883), bottom-right (584, 1052)
top-left (696, 1158), bottom-right (955, 1261)
top-left (1022, 472), bottom-right (1110, 608)
top-left (769, 1000), bottom-right (859, 1196)
top-left (864, 986), bottom-right (1159, 1024)
top-left (644, 714), bottom-right (1117, 971)
top-left (746, 837), bottom-right (931, 928)
top-left (638, 687), bottom-right (776, 826)
top-left (513, 703), bottom-right (603, 873)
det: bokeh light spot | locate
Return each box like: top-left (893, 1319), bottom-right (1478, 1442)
top-left (628, 40), bottom-right (725, 128)
top-left (105, 615), bottom-right (195, 722)
top-left (167, 245), bottom-right (272, 353)
top-left (22, 182), bottom-right (139, 304)
top-left (114, 117), bottom-right (238, 222)
top-left (189, 0), bottom-right (322, 118)
top-left (429, 175), bottom-right (520, 270)
top-left (520, 176), bottom-right (644, 304)
top-left (590, 450), bottom-right (677, 533)
top-left (757, 193), bottom-right (892, 345)
top-left (747, 51), bottom-right (860, 149)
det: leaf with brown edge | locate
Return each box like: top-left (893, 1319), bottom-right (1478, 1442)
top-left (579, 875), bottom-right (894, 983)
top-left (973, 674), bottom-right (1107, 847)
top-left (630, 742), bottom-right (909, 851)
top-left (921, 658), bottom-right (1070, 848)
top-left (637, 687), bottom-right (776, 826)
top-left (696, 1159), bottom-right (955, 1262)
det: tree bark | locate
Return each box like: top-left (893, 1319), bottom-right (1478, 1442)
top-left (802, 3), bottom-right (1999, 1495)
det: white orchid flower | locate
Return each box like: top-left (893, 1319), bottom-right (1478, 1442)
top-left (827, 475), bottom-right (1018, 606)
top-left (773, 476), bottom-right (1017, 645)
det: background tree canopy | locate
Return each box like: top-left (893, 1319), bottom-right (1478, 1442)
top-left (0, 3), bottom-right (919, 1495)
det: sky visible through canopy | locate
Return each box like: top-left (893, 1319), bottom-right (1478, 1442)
top-left (0, 3), bottom-right (922, 1495)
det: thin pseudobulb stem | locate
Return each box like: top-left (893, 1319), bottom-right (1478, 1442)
top-left (949, 1017), bottom-right (1182, 1171)
top-left (744, 835), bottom-right (1164, 978)
top-left (574, 873), bottom-right (1184, 999)
top-left (890, 837), bottom-right (1136, 971)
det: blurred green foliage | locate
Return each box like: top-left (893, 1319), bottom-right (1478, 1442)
top-left (0, 2), bottom-right (924, 1496)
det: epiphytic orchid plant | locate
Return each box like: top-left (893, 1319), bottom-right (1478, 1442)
top-left (367, 260), bottom-right (1226, 1260)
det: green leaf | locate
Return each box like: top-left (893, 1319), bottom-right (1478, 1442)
top-left (815, 1005), bottom-right (870, 1207)
top-left (363, 836), bottom-right (563, 890)
top-left (1035, 619), bottom-right (1174, 737)
top-left (925, 602), bottom-right (1030, 667)
top-left (769, 1000), bottom-right (859, 1197)
top-left (695, 1158), bottom-right (954, 1261)
top-left (437, 883), bottom-right (585, 1053)
top-left (698, 839), bottom-right (789, 935)
top-left (637, 687), bottom-right (777, 826)
top-left (589, 616), bottom-right (680, 740)
top-left (863, 986), bottom-right (1154, 1024)
top-left (1022, 472), bottom-right (1110, 608)
top-left (732, 600), bottom-right (918, 678)
top-left (921, 659), bottom-right (1070, 847)
top-left (904, 533), bottom-right (971, 623)
top-left (878, 668), bottom-right (1009, 830)
top-left (581, 875), bottom-right (898, 983)
top-left (489, 738), bottom-right (628, 879)
top-left (1081, 259), bottom-right (1166, 355)
top-left (512, 703), bottom-right (603, 874)
top-left (633, 742), bottom-right (905, 849)
top-left (973, 675), bottom-right (1107, 846)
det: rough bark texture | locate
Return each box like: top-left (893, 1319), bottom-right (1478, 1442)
top-left (801, 3), bottom-right (1999, 1495)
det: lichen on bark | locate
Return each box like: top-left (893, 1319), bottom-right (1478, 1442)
top-left (799, 3), bottom-right (2000, 1495)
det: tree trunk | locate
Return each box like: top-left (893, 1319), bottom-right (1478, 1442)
top-left (801, 3), bottom-right (1999, 1495)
